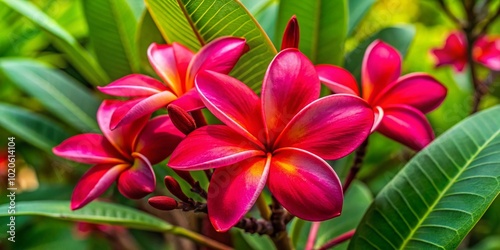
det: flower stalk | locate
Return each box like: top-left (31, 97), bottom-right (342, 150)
top-left (343, 138), bottom-right (369, 193)
top-left (318, 229), bottom-right (355, 250)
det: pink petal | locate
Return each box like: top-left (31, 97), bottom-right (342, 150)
top-left (117, 153), bottom-right (156, 199)
top-left (474, 36), bottom-right (500, 71)
top-left (196, 70), bottom-right (265, 146)
top-left (186, 37), bottom-right (248, 91)
top-left (98, 100), bottom-right (149, 158)
top-left (268, 148), bottom-right (343, 220)
top-left (169, 88), bottom-right (205, 112)
top-left (376, 104), bottom-right (434, 151)
top-left (168, 125), bottom-right (264, 170)
top-left (431, 32), bottom-right (467, 72)
top-left (208, 155), bottom-right (270, 232)
top-left (109, 91), bottom-right (178, 130)
top-left (275, 94), bottom-right (373, 160)
top-left (71, 163), bottom-right (129, 210)
top-left (53, 134), bottom-right (124, 164)
top-left (262, 49), bottom-right (320, 144)
top-left (280, 15), bottom-right (300, 50)
top-left (373, 73), bottom-right (447, 113)
top-left (148, 43), bottom-right (194, 96)
top-left (372, 106), bottom-right (384, 132)
top-left (97, 74), bottom-right (168, 97)
top-left (316, 64), bottom-right (360, 95)
top-left (362, 40), bottom-right (401, 102)
top-left (135, 115), bottom-right (185, 164)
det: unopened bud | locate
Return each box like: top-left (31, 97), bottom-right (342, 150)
top-left (167, 104), bottom-right (196, 135)
top-left (281, 15), bottom-right (300, 50)
top-left (173, 170), bottom-right (196, 186)
top-left (164, 176), bottom-right (190, 202)
top-left (148, 196), bottom-right (179, 210)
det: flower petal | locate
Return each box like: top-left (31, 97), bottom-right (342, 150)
top-left (474, 36), bottom-right (500, 71)
top-left (185, 37), bottom-right (248, 91)
top-left (109, 91), bottom-right (178, 130)
top-left (117, 153), bottom-right (156, 199)
top-left (71, 163), bottom-right (129, 210)
top-left (148, 43), bottom-right (194, 96)
top-left (208, 155), bottom-right (270, 232)
top-left (196, 70), bottom-right (265, 145)
top-left (372, 106), bottom-right (384, 132)
top-left (316, 64), bottom-right (360, 95)
top-left (53, 134), bottom-right (124, 164)
top-left (262, 49), bottom-right (320, 144)
top-left (431, 32), bottom-right (467, 72)
top-left (268, 148), bottom-right (343, 221)
top-left (135, 115), bottom-right (185, 164)
top-left (373, 73), bottom-right (447, 113)
top-left (169, 88), bottom-right (205, 111)
top-left (376, 105), bottom-right (434, 151)
top-left (362, 40), bottom-right (401, 101)
top-left (98, 100), bottom-right (149, 158)
top-left (97, 74), bottom-right (168, 97)
top-left (280, 15), bottom-right (299, 50)
top-left (168, 125), bottom-right (264, 170)
top-left (275, 94), bottom-right (373, 160)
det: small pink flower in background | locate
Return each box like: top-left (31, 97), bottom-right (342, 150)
top-left (53, 100), bottom-right (184, 210)
top-left (317, 40), bottom-right (447, 150)
top-left (168, 49), bottom-right (374, 232)
top-left (431, 32), bottom-right (500, 72)
top-left (98, 37), bottom-right (248, 129)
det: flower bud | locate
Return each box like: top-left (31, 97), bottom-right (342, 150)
top-left (167, 104), bottom-right (196, 135)
top-left (281, 15), bottom-right (300, 50)
top-left (148, 196), bottom-right (179, 210)
top-left (173, 170), bottom-right (196, 186)
top-left (164, 176), bottom-right (190, 202)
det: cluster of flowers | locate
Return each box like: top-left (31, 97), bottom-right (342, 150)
top-left (53, 17), bottom-right (447, 232)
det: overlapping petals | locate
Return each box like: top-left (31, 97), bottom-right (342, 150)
top-left (98, 37), bottom-right (248, 129)
top-left (169, 48), bottom-right (374, 232)
top-left (53, 100), bottom-right (184, 210)
top-left (319, 40), bottom-right (446, 150)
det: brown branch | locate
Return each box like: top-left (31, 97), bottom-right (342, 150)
top-left (437, 0), bottom-right (463, 26)
top-left (342, 139), bottom-right (369, 193)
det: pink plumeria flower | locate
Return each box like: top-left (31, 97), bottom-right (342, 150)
top-left (98, 37), bottom-right (248, 130)
top-left (431, 32), bottom-right (500, 72)
top-left (168, 49), bottom-right (374, 232)
top-left (317, 40), bottom-right (447, 150)
top-left (53, 100), bottom-right (184, 210)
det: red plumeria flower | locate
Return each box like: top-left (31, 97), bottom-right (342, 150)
top-left (431, 32), bottom-right (500, 72)
top-left (53, 100), bottom-right (184, 210)
top-left (317, 40), bottom-right (447, 150)
top-left (168, 49), bottom-right (374, 232)
top-left (98, 37), bottom-right (248, 129)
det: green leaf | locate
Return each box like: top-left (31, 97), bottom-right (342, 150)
top-left (0, 0), bottom-right (110, 86)
top-left (0, 59), bottom-right (100, 131)
top-left (289, 182), bottom-right (373, 249)
top-left (347, 0), bottom-right (375, 36)
top-left (0, 103), bottom-right (70, 153)
top-left (135, 9), bottom-right (165, 74)
top-left (0, 201), bottom-right (173, 232)
top-left (232, 229), bottom-right (276, 250)
top-left (344, 25), bottom-right (415, 82)
top-left (349, 106), bottom-right (500, 249)
top-left (84, 0), bottom-right (140, 80)
top-left (145, 0), bottom-right (276, 91)
top-left (276, 0), bottom-right (348, 65)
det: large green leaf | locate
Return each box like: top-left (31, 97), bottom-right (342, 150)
top-left (232, 229), bottom-right (276, 250)
top-left (0, 59), bottom-right (100, 131)
top-left (344, 25), bottom-right (415, 81)
top-left (135, 9), bottom-right (165, 74)
top-left (276, 0), bottom-right (348, 65)
top-left (347, 0), bottom-right (375, 36)
top-left (84, 0), bottom-right (140, 80)
top-left (0, 104), bottom-right (70, 153)
top-left (0, 0), bottom-right (109, 86)
top-left (349, 106), bottom-right (500, 249)
top-left (0, 201), bottom-right (173, 232)
top-left (145, 0), bottom-right (276, 91)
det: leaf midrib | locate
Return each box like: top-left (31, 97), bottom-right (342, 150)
top-left (399, 126), bottom-right (500, 248)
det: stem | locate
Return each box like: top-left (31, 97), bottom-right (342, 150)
top-left (318, 229), bottom-right (356, 250)
top-left (437, 0), bottom-right (462, 26)
top-left (256, 194), bottom-right (271, 220)
top-left (270, 196), bottom-right (293, 250)
top-left (342, 139), bottom-right (369, 193)
top-left (272, 231), bottom-right (293, 250)
top-left (171, 226), bottom-right (233, 250)
top-left (305, 222), bottom-right (321, 250)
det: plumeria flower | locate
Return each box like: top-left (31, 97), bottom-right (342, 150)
top-left (431, 32), bottom-right (500, 72)
top-left (168, 49), bottom-right (374, 232)
top-left (317, 40), bottom-right (447, 150)
top-left (98, 37), bottom-right (248, 130)
top-left (53, 100), bottom-right (184, 210)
